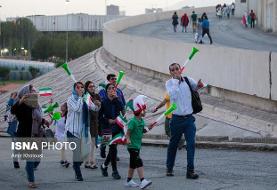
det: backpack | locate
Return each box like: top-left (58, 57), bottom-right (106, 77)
top-left (184, 77), bottom-right (203, 114)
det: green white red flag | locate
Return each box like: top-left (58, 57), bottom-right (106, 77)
top-left (39, 87), bottom-right (53, 97)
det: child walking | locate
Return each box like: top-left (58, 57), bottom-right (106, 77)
top-left (54, 103), bottom-right (70, 168)
top-left (125, 95), bottom-right (153, 189)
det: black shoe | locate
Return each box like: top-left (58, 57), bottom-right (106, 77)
top-left (75, 175), bottom-right (83, 181)
top-left (60, 160), bottom-right (65, 165)
top-left (112, 171), bottom-right (121, 180)
top-left (116, 157), bottom-right (120, 161)
top-left (13, 161), bottom-right (20, 169)
top-left (166, 169), bottom-right (174, 176)
top-left (101, 164), bottom-right (108, 177)
top-left (63, 161), bottom-right (70, 168)
top-left (100, 146), bottom-right (106, 158)
top-left (186, 170), bottom-right (199, 179)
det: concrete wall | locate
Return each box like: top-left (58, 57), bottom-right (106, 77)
top-left (272, 52), bottom-right (277, 100)
top-left (103, 7), bottom-right (277, 110)
top-left (235, 0), bottom-right (248, 17)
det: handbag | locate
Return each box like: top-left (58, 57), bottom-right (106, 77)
top-left (184, 77), bottom-right (203, 114)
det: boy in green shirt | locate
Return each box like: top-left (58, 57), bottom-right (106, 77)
top-left (125, 95), bottom-right (153, 189)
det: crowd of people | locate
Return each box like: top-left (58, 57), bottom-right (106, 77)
top-left (172, 11), bottom-right (213, 44)
top-left (242, 9), bottom-right (257, 28)
top-left (216, 3), bottom-right (235, 19)
top-left (4, 61), bottom-right (205, 189)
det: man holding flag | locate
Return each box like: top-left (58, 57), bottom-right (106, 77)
top-left (165, 62), bottom-right (203, 179)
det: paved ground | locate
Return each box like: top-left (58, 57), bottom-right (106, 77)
top-left (121, 14), bottom-right (277, 52)
top-left (0, 138), bottom-right (277, 190)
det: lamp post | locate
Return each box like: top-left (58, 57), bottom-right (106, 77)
top-left (65, 0), bottom-right (70, 63)
top-left (105, 0), bottom-right (107, 15)
top-left (0, 5), bottom-right (2, 49)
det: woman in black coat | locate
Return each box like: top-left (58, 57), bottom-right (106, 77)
top-left (11, 84), bottom-right (48, 188)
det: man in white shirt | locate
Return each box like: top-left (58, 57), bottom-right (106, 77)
top-left (165, 63), bottom-right (201, 179)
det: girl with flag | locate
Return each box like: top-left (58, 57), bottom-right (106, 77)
top-left (125, 95), bottom-right (153, 189)
top-left (99, 83), bottom-right (124, 180)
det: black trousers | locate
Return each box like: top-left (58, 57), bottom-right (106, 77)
top-left (202, 28), bottom-right (213, 44)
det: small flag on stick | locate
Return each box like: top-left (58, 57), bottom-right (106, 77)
top-left (115, 70), bottom-right (125, 88)
top-left (180, 47), bottom-right (199, 73)
top-left (39, 87), bottom-right (53, 97)
top-left (150, 103), bottom-right (177, 128)
top-left (61, 63), bottom-right (76, 82)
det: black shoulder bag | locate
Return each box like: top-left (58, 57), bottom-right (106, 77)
top-left (184, 77), bottom-right (203, 114)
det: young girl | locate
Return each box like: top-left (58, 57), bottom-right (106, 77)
top-left (125, 95), bottom-right (153, 189)
top-left (54, 103), bottom-right (70, 168)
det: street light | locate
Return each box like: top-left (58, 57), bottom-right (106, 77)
top-left (65, 0), bottom-right (70, 63)
top-left (0, 5), bottom-right (2, 49)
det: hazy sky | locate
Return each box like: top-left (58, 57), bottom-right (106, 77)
top-left (0, 0), bottom-right (234, 20)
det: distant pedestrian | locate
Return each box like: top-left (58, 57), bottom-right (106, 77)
top-left (226, 6), bottom-right (231, 19)
top-left (231, 3), bottom-right (235, 16)
top-left (191, 11), bottom-right (198, 33)
top-left (200, 16), bottom-right (213, 44)
top-left (180, 13), bottom-right (189, 32)
top-left (241, 12), bottom-right (248, 27)
top-left (172, 12), bottom-right (179, 32)
top-left (216, 7), bottom-right (222, 19)
top-left (250, 10), bottom-right (256, 28)
top-left (195, 18), bottom-right (203, 43)
top-left (201, 12), bottom-right (207, 20)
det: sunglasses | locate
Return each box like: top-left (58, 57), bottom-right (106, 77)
top-left (88, 85), bottom-right (95, 88)
top-left (110, 77), bottom-right (117, 81)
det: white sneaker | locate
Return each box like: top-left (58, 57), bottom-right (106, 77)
top-left (125, 179), bottom-right (139, 187)
top-left (139, 179), bottom-right (152, 189)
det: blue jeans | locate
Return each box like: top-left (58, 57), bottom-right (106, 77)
top-left (166, 115), bottom-right (196, 171)
top-left (26, 161), bottom-right (40, 182)
top-left (67, 131), bottom-right (82, 177)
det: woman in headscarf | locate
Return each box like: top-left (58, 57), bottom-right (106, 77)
top-left (84, 81), bottom-right (101, 169)
top-left (66, 81), bottom-right (98, 181)
top-left (99, 83), bottom-right (124, 180)
top-left (11, 84), bottom-right (48, 188)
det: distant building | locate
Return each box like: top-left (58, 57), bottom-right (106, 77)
top-left (145, 8), bottom-right (163, 14)
top-left (107, 4), bottom-right (120, 16)
top-left (7, 13), bottom-right (125, 32)
top-left (120, 11), bottom-right (126, 16)
top-left (235, 0), bottom-right (277, 32)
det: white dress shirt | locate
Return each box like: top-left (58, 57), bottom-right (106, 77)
top-left (165, 77), bottom-right (197, 116)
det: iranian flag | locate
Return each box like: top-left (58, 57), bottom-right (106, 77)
top-left (108, 133), bottom-right (126, 145)
top-left (83, 93), bottom-right (95, 110)
top-left (39, 87), bottom-right (53, 97)
top-left (115, 113), bottom-right (128, 130)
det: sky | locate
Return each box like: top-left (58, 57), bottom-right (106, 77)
top-left (0, 0), bottom-right (234, 20)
